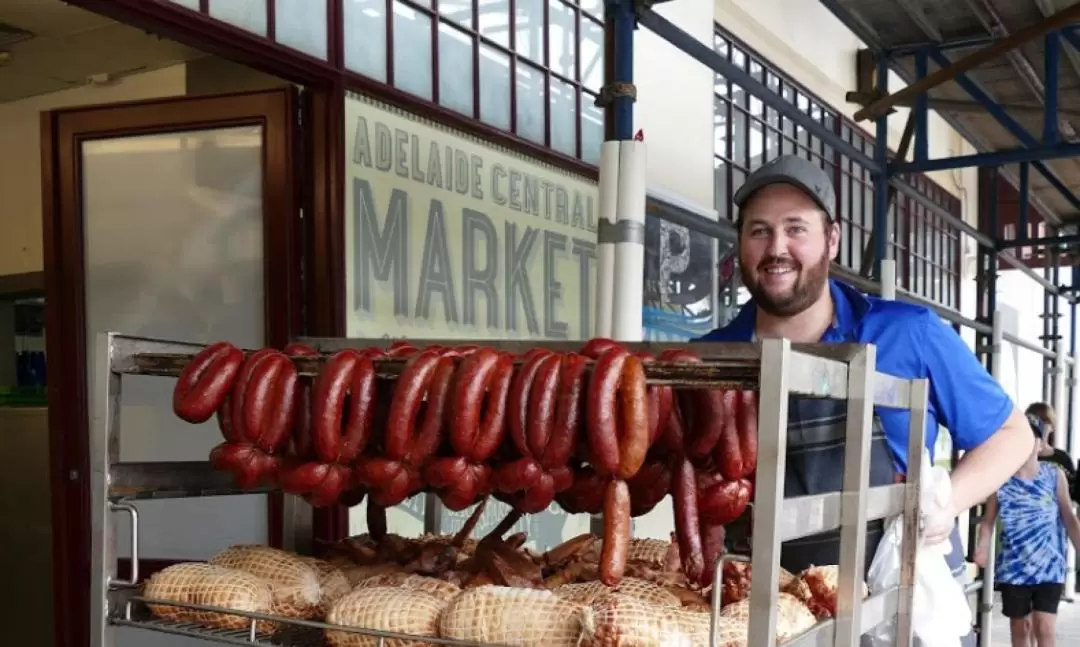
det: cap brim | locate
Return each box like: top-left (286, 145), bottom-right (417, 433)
top-left (733, 175), bottom-right (833, 220)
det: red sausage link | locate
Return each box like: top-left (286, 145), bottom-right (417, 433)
top-left (697, 476), bottom-right (752, 526)
top-left (738, 390), bottom-right (758, 478)
top-left (658, 349), bottom-right (725, 462)
top-left (699, 523), bottom-right (727, 587)
top-left (539, 353), bottom-right (588, 469)
top-left (599, 479), bottom-right (631, 586)
top-left (506, 349), bottom-right (554, 457)
top-left (555, 464), bottom-right (607, 515)
top-left (615, 355), bottom-right (649, 480)
top-left (405, 356), bottom-right (457, 466)
top-left (672, 458), bottom-right (705, 585)
top-left (526, 353), bottom-right (562, 459)
top-left (714, 390), bottom-right (744, 480)
top-left (230, 348), bottom-right (278, 443)
top-left (580, 338), bottom-right (622, 359)
top-left (216, 395), bottom-right (238, 442)
top-left (384, 350), bottom-right (442, 460)
top-left (173, 342), bottom-right (244, 424)
top-left (494, 457), bottom-right (543, 493)
top-left (464, 352), bottom-right (514, 463)
top-left (310, 350), bottom-right (361, 462)
top-left (283, 344), bottom-right (319, 459)
top-left (627, 460), bottom-right (671, 517)
top-left (209, 442), bottom-right (272, 489)
top-left (586, 347), bottom-right (630, 475)
top-left (338, 354), bottom-right (377, 462)
top-left (241, 351), bottom-right (295, 450)
top-left (634, 353), bottom-right (673, 446)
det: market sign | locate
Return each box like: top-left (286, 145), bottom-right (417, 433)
top-left (345, 94), bottom-right (599, 341)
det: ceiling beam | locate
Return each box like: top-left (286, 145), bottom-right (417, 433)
top-left (845, 91), bottom-right (1080, 119)
top-left (853, 1), bottom-right (1080, 122)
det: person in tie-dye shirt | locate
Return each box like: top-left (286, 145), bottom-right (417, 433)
top-left (975, 415), bottom-right (1080, 647)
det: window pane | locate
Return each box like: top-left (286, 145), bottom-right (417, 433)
top-left (440, 0), bottom-right (473, 27)
top-left (344, 0), bottom-right (388, 81)
top-left (274, 0), bottom-right (328, 59)
top-left (438, 24), bottom-right (475, 116)
top-left (208, 0), bottom-right (267, 35)
top-left (580, 0), bottom-right (603, 19)
top-left (393, 2), bottom-right (433, 100)
top-left (165, 0), bottom-right (200, 10)
top-left (580, 18), bottom-right (603, 92)
top-left (479, 45), bottom-right (512, 130)
top-left (581, 96), bottom-right (603, 165)
top-left (549, 0), bottom-right (576, 79)
top-left (515, 0), bottom-right (544, 62)
top-left (478, 0), bottom-right (510, 47)
top-left (516, 63), bottom-right (546, 144)
top-left (550, 76), bottom-right (577, 157)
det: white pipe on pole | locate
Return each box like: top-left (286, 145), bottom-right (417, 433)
top-left (611, 140), bottom-right (647, 342)
top-left (594, 142), bottom-right (620, 338)
top-left (880, 259), bottom-right (897, 301)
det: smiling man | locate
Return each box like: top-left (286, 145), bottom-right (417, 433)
top-left (696, 155), bottom-right (1034, 643)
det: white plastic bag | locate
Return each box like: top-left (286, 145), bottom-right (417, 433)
top-left (865, 448), bottom-right (972, 647)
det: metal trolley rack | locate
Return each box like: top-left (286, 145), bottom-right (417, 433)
top-left (92, 331), bottom-right (927, 647)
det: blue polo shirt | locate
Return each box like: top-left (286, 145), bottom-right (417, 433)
top-left (696, 279), bottom-right (1014, 473)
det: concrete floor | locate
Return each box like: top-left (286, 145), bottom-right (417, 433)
top-left (988, 593), bottom-right (1080, 646)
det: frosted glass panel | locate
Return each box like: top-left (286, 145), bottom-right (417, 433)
top-left (580, 19), bottom-right (603, 92)
top-left (83, 126), bottom-right (267, 559)
top-left (550, 76), bottom-right (577, 157)
top-left (478, 0), bottom-right (510, 47)
top-left (275, 0), bottom-right (329, 59)
top-left (515, 0), bottom-right (543, 62)
top-left (479, 44), bottom-right (511, 130)
top-left (344, 0), bottom-right (389, 81)
top-left (548, 0), bottom-right (576, 79)
top-left (438, 24), bottom-right (474, 116)
top-left (582, 100), bottom-right (604, 165)
top-left (165, 0), bottom-right (201, 10)
top-left (393, 2), bottom-right (433, 100)
top-left (516, 62), bottom-right (545, 144)
top-left (208, 0), bottom-right (268, 36)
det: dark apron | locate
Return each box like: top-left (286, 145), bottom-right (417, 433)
top-left (727, 395), bottom-right (976, 646)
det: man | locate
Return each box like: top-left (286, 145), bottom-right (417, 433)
top-left (696, 155), bottom-right (1035, 642)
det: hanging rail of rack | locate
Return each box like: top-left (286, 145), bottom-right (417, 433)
top-left (95, 333), bottom-right (925, 647)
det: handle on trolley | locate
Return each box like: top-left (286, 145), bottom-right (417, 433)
top-left (110, 501), bottom-right (140, 587)
top-left (710, 553), bottom-right (751, 647)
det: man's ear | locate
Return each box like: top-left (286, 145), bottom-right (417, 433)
top-left (827, 220), bottom-right (841, 257)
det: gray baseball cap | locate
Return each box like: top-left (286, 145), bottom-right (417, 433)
top-left (733, 155), bottom-right (837, 223)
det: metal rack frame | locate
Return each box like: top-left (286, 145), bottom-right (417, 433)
top-left (92, 331), bottom-right (928, 647)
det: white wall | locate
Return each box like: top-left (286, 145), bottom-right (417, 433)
top-left (0, 65), bottom-right (188, 278)
top-left (713, 0), bottom-right (979, 225)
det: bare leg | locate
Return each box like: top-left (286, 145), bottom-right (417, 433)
top-left (1010, 615), bottom-right (1032, 647)
top-left (1031, 611), bottom-right (1057, 647)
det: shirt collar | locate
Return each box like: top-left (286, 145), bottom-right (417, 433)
top-left (723, 279), bottom-right (872, 342)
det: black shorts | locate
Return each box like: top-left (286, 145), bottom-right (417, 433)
top-left (999, 583), bottom-right (1065, 618)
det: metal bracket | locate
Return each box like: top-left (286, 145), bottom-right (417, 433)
top-left (594, 82), bottom-right (638, 108)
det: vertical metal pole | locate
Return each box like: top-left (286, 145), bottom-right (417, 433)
top-left (897, 379), bottom-right (930, 647)
top-left (605, 0), bottom-right (635, 142)
top-left (1018, 162), bottom-right (1030, 244)
top-left (1070, 295), bottom-right (1077, 450)
top-left (914, 49), bottom-right (929, 164)
top-left (747, 338), bottom-right (790, 647)
top-left (978, 310), bottom-right (1004, 646)
top-left (835, 345), bottom-right (876, 647)
top-left (1045, 30), bottom-right (1060, 145)
top-left (873, 55), bottom-right (890, 279)
top-left (91, 332), bottom-right (120, 647)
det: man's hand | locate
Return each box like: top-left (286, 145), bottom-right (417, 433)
top-left (920, 508), bottom-right (955, 547)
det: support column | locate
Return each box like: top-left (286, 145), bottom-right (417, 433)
top-left (872, 56), bottom-right (890, 279)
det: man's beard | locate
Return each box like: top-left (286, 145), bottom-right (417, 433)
top-left (740, 250), bottom-right (830, 317)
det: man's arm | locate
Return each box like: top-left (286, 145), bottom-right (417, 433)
top-left (914, 311), bottom-right (1034, 517)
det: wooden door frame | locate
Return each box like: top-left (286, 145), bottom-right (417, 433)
top-left (41, 88), bottom-right (301, 647)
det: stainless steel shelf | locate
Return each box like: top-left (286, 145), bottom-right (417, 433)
top-left (780, 484), bottom-right (905, 542)
top-left (92, 332), bottom-right (928, 647)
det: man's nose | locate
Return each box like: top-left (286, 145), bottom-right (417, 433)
top-left (766, 231), bottom-right (788, 257)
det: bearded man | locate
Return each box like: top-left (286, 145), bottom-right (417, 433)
top-left (696, 155), bottom-right (1034, 646)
